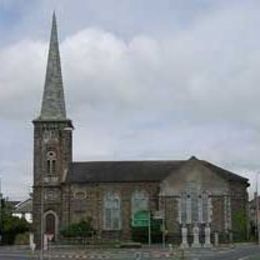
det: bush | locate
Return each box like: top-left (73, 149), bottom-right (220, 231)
top-left (60, 217), bottom-right (96, 242)
top-left (14, 232), bottom-right (30, 245)
top-left (232, 209), bottom-right (247, 242)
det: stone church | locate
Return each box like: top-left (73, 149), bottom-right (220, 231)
top-left (32, 14), bottom-right (249, 247)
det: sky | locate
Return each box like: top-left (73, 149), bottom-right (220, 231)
top-left (0, 0), bottom-right (260, 200)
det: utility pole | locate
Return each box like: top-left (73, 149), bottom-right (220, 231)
top-left (0, 177), bottom-right (2, 244)
top-left (256, 173), bottom-right (260, 245)
top-left (148, 211), bottom-right (151, 247)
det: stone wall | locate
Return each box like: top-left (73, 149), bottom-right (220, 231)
top-left (32, 120), bottom-right (72, 247)
top-left (60, 179), bottom-right (249, 243)
top-left (63, 182), bottom-right (159, 241)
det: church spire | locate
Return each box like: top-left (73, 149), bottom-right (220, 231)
top-left (39, 12), bottom-right (66, 120)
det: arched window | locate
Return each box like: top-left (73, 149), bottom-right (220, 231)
top-left (103, 192), bottom-right (121, 230)
top-left (131, 190), bottom-right (149, 216)
top-left (179, 190), bottom-right (212, 225)
top-left (201, 191), bottom-right (208, 223)
top-left (179, 192), bottom-right (190, 224)
top-left (186, 194), bottom-right (192, 224)
top-left (198, 191), bottom-right (211, 224)
top-left (46, 151), bottom-right (56, 175)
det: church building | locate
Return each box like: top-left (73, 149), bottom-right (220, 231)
top-left (32, 14), bottom-right (249, 247)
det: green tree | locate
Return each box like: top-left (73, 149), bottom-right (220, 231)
top-left (60, 217), bottom-right (95, 243)
top-left (233, 208), bottom-right (247, 242)
top-left (0, 198), bottom-right (30, 245)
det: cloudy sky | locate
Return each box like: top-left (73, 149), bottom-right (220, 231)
top-left (0, 0), bottom-right (260, 200)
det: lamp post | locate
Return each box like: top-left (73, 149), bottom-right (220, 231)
top-left (256, 172), bottom-right (260, 245)
top-left (0, 176), bottom-right (2, 244)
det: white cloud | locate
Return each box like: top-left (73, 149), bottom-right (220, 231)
top-left (1, 1), bottom-right (260, 199)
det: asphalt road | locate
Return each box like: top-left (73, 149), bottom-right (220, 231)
top-left (188, 245), bottom-right (260, 260)
top-left (1, 244), bottom-right (260, 259)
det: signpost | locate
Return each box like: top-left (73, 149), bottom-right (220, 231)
top-left (132, 211), bottom-right (149, 227)
top-left (132, 211), bottom-right (151, 247)
top-left (132, 210), bottom-right (166, 248)
top-left (153, 210), bottom-right (166, 248)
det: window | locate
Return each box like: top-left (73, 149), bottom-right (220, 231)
top-left (46, 151), bottom-right (56, 175)
top-left (186, 194), bottom-right (192, 224)
top-left (104, 192), bottom-right (121, 230)
top-left (201, 192), bottom-right (208, 223)
top-left (191, 194), bottom-right (198, 223)
top-left (179, 192), bottom-right (189, 224)
top-left (131, 190), bottom-right (149, 216)
top-left (179, 191), bottom-right (211, 225)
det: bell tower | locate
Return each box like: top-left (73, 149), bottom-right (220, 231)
top-left (32, 12), bottom-right (73, 246)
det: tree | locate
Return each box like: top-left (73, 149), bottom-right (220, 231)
top-left (232, 209), bottom-right (247, 242)
top-left (0, 198), bottom-right (30, 245)
top-left (60, 217), bottom-right (95, 243)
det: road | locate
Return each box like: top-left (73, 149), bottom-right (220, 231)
top-left (0, 244), bottom-right (260, 259)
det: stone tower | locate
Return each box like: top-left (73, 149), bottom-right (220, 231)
top-left (32, 13), bottom-right (73, 246)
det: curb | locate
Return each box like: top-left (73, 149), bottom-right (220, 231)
top-left (44, 252), bottom-right (173, 259)
top-left (47, 255), bottom-right (110, 259)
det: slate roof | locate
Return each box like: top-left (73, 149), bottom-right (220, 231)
top-left (14, 198), bottom-right (32, 214)
top-left (38, 12), bottom-right (67, 121)
top-left (200, 160), bottom-right (248, 183)
top-left (66, 157), bottom-right (249, 184)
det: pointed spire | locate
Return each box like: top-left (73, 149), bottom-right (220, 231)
top-left (39, 12), bottom-right (67, 120)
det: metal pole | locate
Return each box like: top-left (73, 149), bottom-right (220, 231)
top-left (162, 216), bottom-right (165, 249)
top-left (162, 199), bottom-right (166, 249)
top-left (0, 177), bottom-right (2, 244)
top-left (148, 212), bottom-right (151, 247)
top-left (256, 173), bottom-right (260, 245)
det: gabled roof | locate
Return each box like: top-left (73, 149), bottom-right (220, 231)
top-left (200, 159), bottom-right (248, 183)
top-left (67, 160), bottom-right (184, 183)
top-left (66, 157), bottom-right (249, 185)
top-left (14, 198), bottom-right (32, 214)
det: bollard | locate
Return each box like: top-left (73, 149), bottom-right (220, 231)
top-left (168, 243), bottom-right (173, 255)
top-left (214, 232), bottom-right (219, 247)
top-left (31, 243), bottom-right (36, 253)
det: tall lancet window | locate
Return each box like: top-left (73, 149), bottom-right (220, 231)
top-left (131, 190), bottom-right (149, 216)
top-left (46, 151), bottom-right (56, 175)
top-left (104, 192), bottom-right (121, 230)
top-left (178, 192), bottom-right (191, 224)
top-left (178, 190), bottom-right (212, 225)
top-left (198, 191), bottom-right (211, 224)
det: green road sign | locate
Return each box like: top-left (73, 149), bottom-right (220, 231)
top-left (132, 210), bottom-right (150, 227)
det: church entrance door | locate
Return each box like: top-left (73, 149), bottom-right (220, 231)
top-left (45, 213), bottom-right (56, 240)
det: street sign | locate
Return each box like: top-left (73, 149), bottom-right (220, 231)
top-left (132, 210), bottom-right (150, 227)
top-left (153, 210), bottom-right (164, 220)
